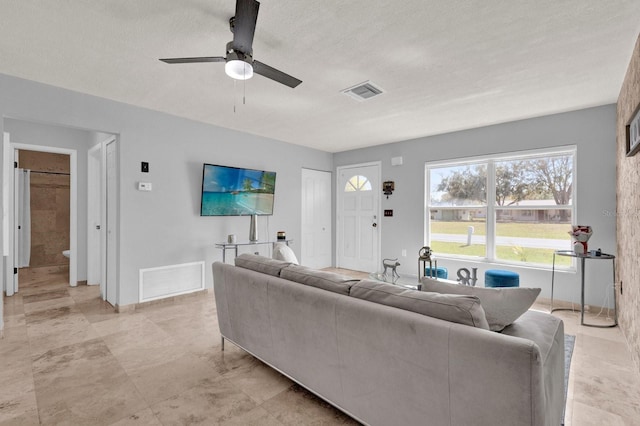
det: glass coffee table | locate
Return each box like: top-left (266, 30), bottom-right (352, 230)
top-left (369, 272), bottom-right (422, 291)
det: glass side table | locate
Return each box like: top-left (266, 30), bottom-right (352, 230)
top-left (369, 272), bottom-right (422, 291)
top-left (551, 250), bottom-right (618, 328)
top-left (215, 240), bottom-right (293, 263)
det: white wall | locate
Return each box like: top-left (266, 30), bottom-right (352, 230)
top-left (334, 105), bottom-right (617, 307)
top-left (0, 73), bottom-right (332, 307)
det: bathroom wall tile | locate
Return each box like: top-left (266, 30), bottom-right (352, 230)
top-left (18, 150), bottom-right (69, 174)
top-left (30, 210), bottom-right (56, 233)
top-left (30, 185), bottom-right (56, 210)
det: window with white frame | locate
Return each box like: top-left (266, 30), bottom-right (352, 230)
top-left (426, 147), bottom-right (575, 267)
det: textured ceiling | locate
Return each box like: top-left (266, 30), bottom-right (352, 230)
top-left (0, 1), bottom-right (639, 153)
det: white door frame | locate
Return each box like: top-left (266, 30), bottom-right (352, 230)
top-left (336, 161), bottom-right (382, 271)
top-left (11, 143), bottom-right (78, 287)
top-left (3, 133), bottom-right (13, 296)
top-left (87, 135), bottom-right (117, 302)
top-left (104, 137), bottom-right (118, 306)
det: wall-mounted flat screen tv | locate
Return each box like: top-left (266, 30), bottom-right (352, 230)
top-left (200, 163), bottom-right (276, 216)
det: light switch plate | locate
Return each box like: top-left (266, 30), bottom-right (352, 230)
top-left (138, 182), bottom-right (152, 191)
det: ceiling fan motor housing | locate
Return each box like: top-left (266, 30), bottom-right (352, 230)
top-left (225, 41), bottom-right (253, 62)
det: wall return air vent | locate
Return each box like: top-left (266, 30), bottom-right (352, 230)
top-left (341, 81), bottom-right (384, 101)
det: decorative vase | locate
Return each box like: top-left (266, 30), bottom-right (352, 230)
top-left (249, 214), bottom-right (258, 242)
top-left (569, 225), bottom-right (592, 255)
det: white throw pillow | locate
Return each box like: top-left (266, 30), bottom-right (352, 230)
top-left (273, 243), bottom-right (299, 264)
top-left (421, 278), bottom-right (541, 332)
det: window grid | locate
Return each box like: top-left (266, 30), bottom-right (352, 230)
top-left (425, 147), bottom-right (576, 268)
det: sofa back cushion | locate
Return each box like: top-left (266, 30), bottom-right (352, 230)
top-left (351, 280), bottom-right (490, 330)
top-left (421, 278), bottom-right (541, 331)
top-left (235, 254), bottom-right (292, 277)
top-left (280, 265), bottom-right (360, 295)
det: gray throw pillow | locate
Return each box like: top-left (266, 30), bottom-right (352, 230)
top-left (350, 280), bottom-right (490, 330)
top-left (421, 278), bottom-right (541, 331)
top-left (280, 265), bottom-right (359, 295)
top-left (235, 254), bottom-right (292, 277)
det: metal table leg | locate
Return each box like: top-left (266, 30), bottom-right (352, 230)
top-left (550, 251), bottom-right (578, 315)
top-left (581, 256), bottom-right (618, 328)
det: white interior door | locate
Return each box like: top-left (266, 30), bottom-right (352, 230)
top-left (337, 163), bottom-right (381, 272)
top-left (301, 168), bottom-right (332, 269)
top-left (105, 139), bottom-right (117, 305)
top-left (87, 143), bottom-right (101, 286)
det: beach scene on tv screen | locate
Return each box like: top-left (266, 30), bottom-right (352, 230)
top-left (201, 165), bottom-right (276, 216)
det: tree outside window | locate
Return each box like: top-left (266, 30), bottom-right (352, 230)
top-left (427, 149), bottom-right (574, 267)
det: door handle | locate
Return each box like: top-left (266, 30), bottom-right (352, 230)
top-left (372, 223), bottom-right (377, 228)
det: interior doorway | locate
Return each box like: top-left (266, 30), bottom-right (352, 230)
top-left (5, 141), bottom-right (78, 293)
top-left (2, 120), bottom-right (117, 310)
top-left (14, 149), bottom-right (73, 290)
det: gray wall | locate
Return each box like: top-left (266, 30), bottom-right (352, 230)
top-left (334, 105), bottom-right (617, 307)
top-left (0, 73), bottom-right (332, 307)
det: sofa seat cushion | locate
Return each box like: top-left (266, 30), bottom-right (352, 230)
top-left (350, 280), bottom-right (490, 329)
top-left (235, 253), bottom-right (292, 277)
top-left (421, 278), bottom-right (541, 331)
top-left (280, 265), bottom-right (360, 295)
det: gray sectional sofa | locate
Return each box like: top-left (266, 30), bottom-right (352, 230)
top-left (212, 255), bottom-right (565, 426)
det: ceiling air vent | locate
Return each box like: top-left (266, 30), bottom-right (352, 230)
top-left (341, 81), bottom-right (384, 101)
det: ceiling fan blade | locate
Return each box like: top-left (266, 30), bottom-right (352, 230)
top-left (159, 57), bottom-right (226, 64)
top-left (232, 0), bottom-right (259, 54)
top-left (253, 60), bottom-right (302, 88)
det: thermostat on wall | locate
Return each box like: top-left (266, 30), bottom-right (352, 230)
top-left (138, 182), bottom-right (152, 191)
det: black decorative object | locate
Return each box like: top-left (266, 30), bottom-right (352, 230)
top-left (626, 102), bottom-right (640, 156)
top-left (383, 181), bottom-right (394, 198)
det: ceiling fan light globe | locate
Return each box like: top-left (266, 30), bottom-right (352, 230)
top-left (225, 60), bottom-right (254, 80)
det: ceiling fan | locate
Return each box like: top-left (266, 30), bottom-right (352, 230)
top-left (160, 0), bottom-right (302, 88)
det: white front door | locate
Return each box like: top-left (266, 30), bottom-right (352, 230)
top-left (337, 163), bottom-right (381, 272)
top-left (301, 168), bottom-right (332, 269)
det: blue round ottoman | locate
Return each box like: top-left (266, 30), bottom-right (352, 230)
top-left (485, 269), bottom-right (519, 287)
top-left (425, 267), bottom-right (448, 279)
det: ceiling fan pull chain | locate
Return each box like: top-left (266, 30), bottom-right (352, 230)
top-left (234, 79), bottom-right (237, 113)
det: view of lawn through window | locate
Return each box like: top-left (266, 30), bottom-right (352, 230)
top-left (426, 149), bottom-right (575, 267)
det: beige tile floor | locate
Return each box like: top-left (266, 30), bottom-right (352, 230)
top-left (1, 270), bottom-right (639, 425)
